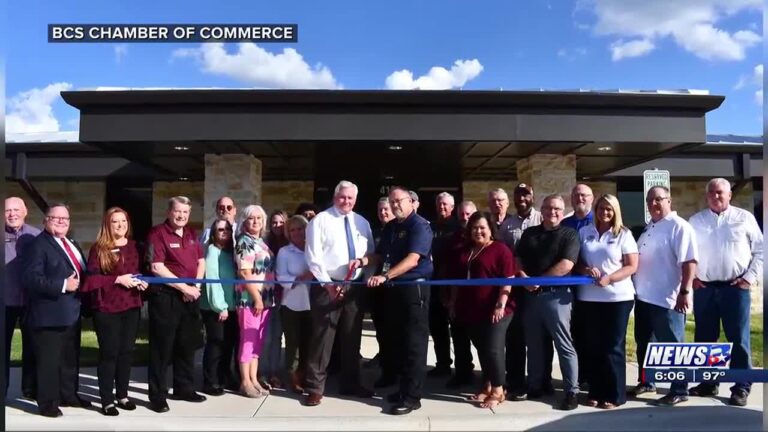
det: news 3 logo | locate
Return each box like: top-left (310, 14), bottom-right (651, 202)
top-left (643, 343), bottom-right (733, 369)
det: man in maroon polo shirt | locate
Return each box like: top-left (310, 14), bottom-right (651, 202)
top-left (145, 196), bottom-right (206, 413)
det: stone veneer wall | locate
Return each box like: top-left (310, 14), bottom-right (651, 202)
top-left (262, 181), bottom-right (315, 216)
top-left (671, 180), bottom-right (754, 219)
top-left (5, 181), bottom-right (106, 253)
top-left (516, 154), bottom-right (577, 213)
top-left (152, 181), bottom-right (205, 232)
top-left (589, 181), bottom-right (618, 200)
top-left (203, 154), bottom-right (262, 229)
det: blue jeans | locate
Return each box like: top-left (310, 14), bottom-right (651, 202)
top-left (259, 307), bottom-right (283, 378)
top-left (634, 299), bottom-right (688, 396)
top-left (693, 282), bottom-right (752, 393)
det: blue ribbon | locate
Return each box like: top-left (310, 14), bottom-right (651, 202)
top-left (135, 275), bottom-right (594, 287)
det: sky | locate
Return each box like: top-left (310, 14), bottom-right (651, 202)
top-left (6, 0), bottom-right (764, 135)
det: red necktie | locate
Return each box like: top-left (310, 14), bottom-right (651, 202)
top-left (61, 239), bottom-right (82, 275)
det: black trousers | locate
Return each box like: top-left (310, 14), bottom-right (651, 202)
top-left (505, 295), bottom-right (553, 391)
top-left (304, 285), bottom-right (364, 395)
top-left (582, 300), bottom-right (634, 405)
top-left (450, 319), bottom-right (475, 377)
top-left (385, 282), bottom-right (430, 404)
top-left (4, 306), bottom-right (36, 398)
top-left (201, 309), bottom-right (239, 390)
top-left (93, 308), bottom-right (141, 404)
top-left (32, 320), bottom-right (81, 409)
top-left (280, 306), bottom-right (312, 373)
top-left (572, 300), bottom-right (588, 385)
top-left (467, 314), bottom-right (513, 387)
top-left (370, 286), bottom-right (398, 378)
top-left (428, 286), bottom-right (452, 369)
top-left (147, 288), bottom-right (204, 402)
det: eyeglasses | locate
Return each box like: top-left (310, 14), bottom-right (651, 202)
top-left (217, 205), bottom-right (234, 211)
top-left (646, 197), bottom-right (669, 203)
top-left (389, 197), bottom-right (411, 206)
top-left (47, 216), bottom-right (70, 222)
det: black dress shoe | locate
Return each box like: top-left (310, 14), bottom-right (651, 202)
top-left (374, 375), bottom-right (397, 388)
top-left (426, 366), bottom-right (451, 378)
top-left (446, 374), bottom-right (474, 389)
top-left (21, 390), bottom-right (37, 401)
top-left (386, 392), bottom-right (403, 403)
top-left (729, 389), bottom-right (749, 407)
top-left (61, 398), bottom-right (92, 408)
top-left (101, 404), bottom-right (119, 416)
top-left (688, 383), bottom-right (719, 397)
top-left (653, 393), bottom-right (688, 406)
top-left (116, 399), bottom-right (137, 410)
top-left (173, 392), bottom-right (207, 403)
top-left (558, 392), bottom-right (578, 411)
top-left (203, 386), bottom-right (225, 396)
top-left (150, 400), bottom-right (170, 413)
top-left (39, 406), bottom-right (63, 418)
top-left (389, 400), bottom-right (421, 415)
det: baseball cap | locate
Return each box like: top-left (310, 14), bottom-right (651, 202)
top-left (513, 183), bottom-right (533, 195)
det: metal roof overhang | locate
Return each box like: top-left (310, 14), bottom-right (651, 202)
top-left (59, 89), bottom-right (724, 181)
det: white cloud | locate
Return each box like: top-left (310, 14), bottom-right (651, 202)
top-left (384, 59), bottom-right (484, 90)
top-left (6, 82), bottom-right (72, 133)
top-left (582, 0), bottom-right (762, 61)
top-left (172, 43), bottom-right (340, 89)
top-left (734, 64), bottom-right (763, 105)
top-left (610, 39), bottom-right (655, 61)
top-left (114, 44), bottom-right (128, 63)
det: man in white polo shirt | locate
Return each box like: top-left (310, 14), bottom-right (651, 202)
top-left (630, 186), bottom-right (698, 407)
top-left (687, 178), bottom-right (763, 406)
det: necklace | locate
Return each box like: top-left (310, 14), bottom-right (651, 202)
top-left (467, 241), bottom-right (491, 279)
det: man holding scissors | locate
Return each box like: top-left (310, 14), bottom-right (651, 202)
top-left (303, 180), bottom-right (376, 407)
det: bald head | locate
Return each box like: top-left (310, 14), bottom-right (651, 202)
top-left (5, 197), bottom-right (28, 230)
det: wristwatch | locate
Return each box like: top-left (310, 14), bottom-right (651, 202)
top-left (382, 274), bottom-right (390, 282)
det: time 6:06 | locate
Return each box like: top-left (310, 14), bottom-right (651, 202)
top-left (654, 371), bottom-right (687, 381)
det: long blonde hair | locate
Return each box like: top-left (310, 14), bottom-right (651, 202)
top-left (93, 207), bottom-right (132, 274)
top-left (594, 194), bottom-right (626, 236)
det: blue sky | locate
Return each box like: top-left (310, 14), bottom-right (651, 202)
top-left (6, 0), bottom-right (764, 135)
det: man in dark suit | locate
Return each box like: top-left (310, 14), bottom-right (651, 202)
top-left (23, 203), bottom-right (91, 418)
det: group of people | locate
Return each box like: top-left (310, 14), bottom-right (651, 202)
top-left (3, 176), bottom-right (762, 418)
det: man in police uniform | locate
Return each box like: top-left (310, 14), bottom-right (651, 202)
top-left (688, 178), bottom-right (763, 406)
top-left (367, 186), bottom-right (433, 415)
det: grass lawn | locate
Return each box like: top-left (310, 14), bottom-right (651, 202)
top-left (10, 318), bottom-right (150, 367)
top-left (626, 313), bottom-right (763, 367)
top-left (11, 313), bottom-right (764, 368)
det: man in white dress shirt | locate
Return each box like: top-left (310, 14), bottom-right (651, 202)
top-left (687, 178), bottom-right (763, 406)
top-left (302, 180), bottom-right (376, 406)
top-left (630, 186), bottom-right (698, 407)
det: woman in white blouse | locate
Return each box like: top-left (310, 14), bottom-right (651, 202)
top-left (275, 215), bottom-right (313, 394)
top-left (575, 194), bottom-right (638, 409)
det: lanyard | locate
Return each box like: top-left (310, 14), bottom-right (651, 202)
top-left (466, 242), bottom-right (490, 279)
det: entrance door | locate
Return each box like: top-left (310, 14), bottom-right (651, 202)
top-left (313, 142), bottom-right (462, 230)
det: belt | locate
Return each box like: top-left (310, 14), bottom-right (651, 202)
top-left (529, 286), bottom-right (571, 296)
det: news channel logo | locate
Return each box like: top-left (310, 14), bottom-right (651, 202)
top-left (643, 342), bottom-right (733, 369)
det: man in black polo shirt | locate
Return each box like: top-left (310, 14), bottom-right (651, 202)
top-left (146, 196), bottom-right (207, 413)
top-left (516, 194), bottom-right (580, 411)
top-left (367, 186), bottom-right (433, 415)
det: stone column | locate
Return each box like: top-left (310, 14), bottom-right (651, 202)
top-left (516, 154), bottom-right (577, 213)
top-left (204, 154), bottom-right (262, 229)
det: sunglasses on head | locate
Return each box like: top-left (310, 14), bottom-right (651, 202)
top-left (218, 205), bottom-right (234, 211)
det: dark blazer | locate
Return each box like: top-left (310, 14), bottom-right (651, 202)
top-left (22, 230), bottom-right (83, 328)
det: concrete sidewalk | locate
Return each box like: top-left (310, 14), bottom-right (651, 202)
top-left (5, 320), bottom-right (763, 431)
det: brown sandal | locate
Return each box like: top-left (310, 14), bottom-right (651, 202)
top-left (468, 388), bottom-right (492, 401)
top-left (479, 393), bottom-right (506, 409)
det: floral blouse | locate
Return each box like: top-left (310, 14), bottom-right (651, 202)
top-left (234, 233), bottom-right (278, 308)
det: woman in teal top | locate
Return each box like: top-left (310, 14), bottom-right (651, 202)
top-left (201, 217), bottom-right (239, 396)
